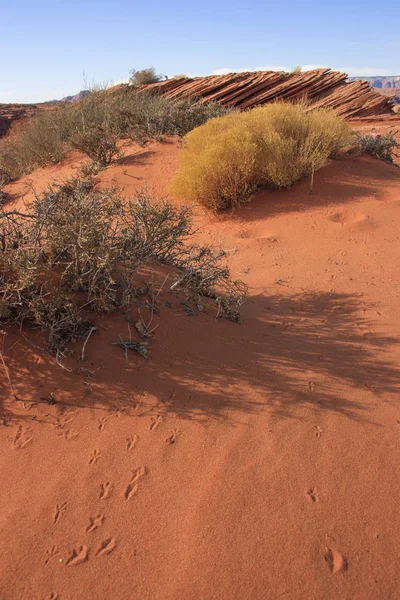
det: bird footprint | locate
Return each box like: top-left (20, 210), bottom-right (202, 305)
top-left (99, 481), bottom-right (112, 500)
top-left (306, 487), bottom-right (320, 503)
top-left (324, 547), bottom-right (348, 574)
top-left (66, 545), bottom-right (89, 567)
top-left (53, 502), bottom-right (68, 524)
top-left (166, 428), bottom-right (180, 444)
top-left (89, 449), bottom-right (101, 465)
top-left (126, 434), bottom-right (138, 450)
top-left (96, 537), bottom-right (116, 557)
top-left (43, 545), bottom-right (60, 567)
top-left (124, 466), bottom-right (146, 501)
top-left (85, 514), bottom-right (105, 533)
top-left (150, 415), bottom-right (163, 431)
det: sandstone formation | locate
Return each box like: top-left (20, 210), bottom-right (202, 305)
top-left (130, 69), bottom-right (394, 118)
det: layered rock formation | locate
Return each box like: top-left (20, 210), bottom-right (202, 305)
top-left (131, 69), bottom-right (394, 119)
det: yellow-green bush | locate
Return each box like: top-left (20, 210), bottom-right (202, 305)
top-left (171, 102), bottom-right (353, 210)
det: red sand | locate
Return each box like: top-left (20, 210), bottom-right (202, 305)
top-left (1, 137), bottom-right (400, 600)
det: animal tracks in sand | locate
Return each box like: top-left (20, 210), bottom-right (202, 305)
top-left (98, 416), bottom-right (108, 432)
top-left (85, 514), bottom-right (105, 533)
top-left (123, 466), bottom-right (146, 501)
top-left (53, 502), bottom-right (68, 525)
top-left (56, 428), bottom-right (78, 441)
top-left (150, 415), bottom-right (163, 431)
top-left (166, 428), bottom-right (180, 444)
top-left (329, 210), bottom-right (369, 225)
top-left (89, 449), bottom-right (101, 465)
top-left (306, 488), bottom-right (320, 503)
top-left (95, 537), bottom-right (116, 557)
top-left (53, 409), bottom-right (78, 430)
top-left (8, 425), bottom-right (33, 449)
top-left (65, 539), bottom-right (116, 566)
top-left (324, 547), bottom-right (348, 574)
top-left (126, 434), bottom-right (138, 450)
top-left (99, 482), bottom-right (112, 500)
top-left (43, 545), bottom-right (60, 567)
top-left (66, 545), bottom-right (89, 567)
top-left (313, 425), bottom-right (323, 438)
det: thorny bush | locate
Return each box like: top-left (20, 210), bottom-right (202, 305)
top-left (0, 178), bottom-right (246, 354)
top-left (353, 133), bottom-right (399, 163)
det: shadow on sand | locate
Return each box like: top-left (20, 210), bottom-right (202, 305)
top-left (1, 290), bottom-right (399, 428)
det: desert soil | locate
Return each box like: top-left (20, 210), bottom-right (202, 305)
top-left (1, 132), bottom-right (400, 600)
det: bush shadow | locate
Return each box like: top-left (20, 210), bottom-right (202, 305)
top-left (1, 290), bottom-right (399, 428)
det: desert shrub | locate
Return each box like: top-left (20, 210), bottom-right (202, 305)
top-left (0, 91), bottom-right (232, 180)
top-left (171, 102), bottom-right (353, 210)
top-left (129, 67), bottom-right (164, 86)
top-left (113, 92), bottom-right (234, 144)
top-left (0, 108), bottom-right (77, 180)
top-left (245, 103), bottom-right (353, 187)
top-left (0, 177), bottom-right (246, 353)
top-left (70, 126), bottom-right (120, 166)
top-left (170, 118), bottom-right (260, 211)
top-left (353, 133), bottom-right (399, 163)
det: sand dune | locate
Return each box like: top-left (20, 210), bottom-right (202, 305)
top-left (1, 137), bottom-right (400, 599)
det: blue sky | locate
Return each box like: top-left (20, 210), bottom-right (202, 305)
top-left (1, 0), bottom-right (399, 103)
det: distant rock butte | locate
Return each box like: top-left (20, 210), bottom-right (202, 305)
top-left (349, 76), bottom-right (400, 89)
top-left (61, 90), bottom-right (91, 103)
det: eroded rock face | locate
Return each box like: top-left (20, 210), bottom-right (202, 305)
top-left (129, 69), bottom-right (395, 118)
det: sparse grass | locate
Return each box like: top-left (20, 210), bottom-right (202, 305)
top-left (0, 91), bottom-right (233, 181)
top-left (0, 178), bottom-right (246, 353)
top-left (353, 133), bottom-right (399, 163)
top-left (171, 102), bottom-right (353, 211)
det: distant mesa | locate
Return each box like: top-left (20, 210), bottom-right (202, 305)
top-left (348, 76), bottom-right (400, 90)
top-left (349, 76), bottom-right (400, 106)
top-left (60, 90), bottom-right (91, 103)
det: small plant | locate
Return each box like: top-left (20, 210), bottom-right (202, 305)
top-left (129, 67), bottom-right (164, 86)
top-left (0, 178), bottom-right (246, 353)
top-left (353, 133), bottom-right (399, 163)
